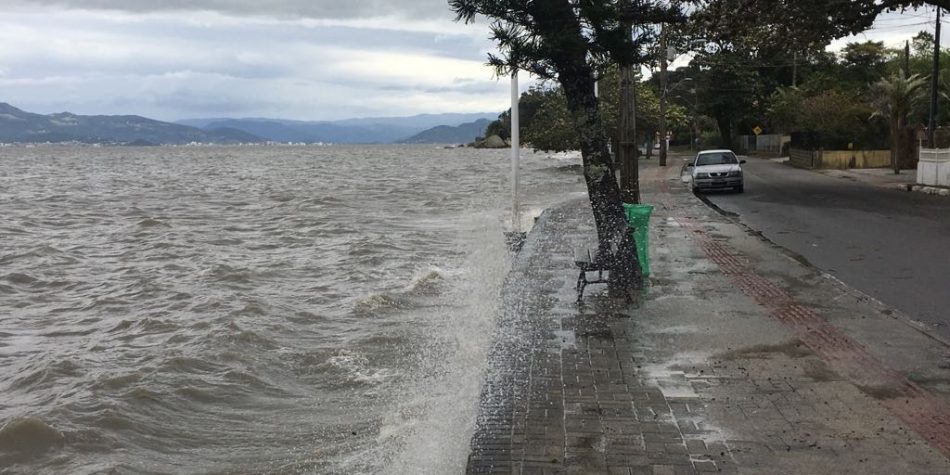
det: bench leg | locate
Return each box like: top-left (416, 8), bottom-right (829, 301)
top-left (577, 271), bottom-right (587, 301)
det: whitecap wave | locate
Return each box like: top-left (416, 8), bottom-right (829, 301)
top-left (324, 350), bottom-right (395, 386)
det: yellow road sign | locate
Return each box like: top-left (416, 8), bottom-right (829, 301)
top-left (752, 126), bottom-right (763, 136)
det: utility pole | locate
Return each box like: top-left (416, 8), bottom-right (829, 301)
top-left (792, 51), bottom-right (797, 87)
top-left (929, 7), bottom-right (941, 148)
top-left (658, 30), bottom-right (669, 167)
top-left (619, 23), bottom-right (640, 204)
top-left (905, 40), bottom-right (911, 78)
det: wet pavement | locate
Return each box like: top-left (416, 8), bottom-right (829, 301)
top-left (466, 157), bottom-right (950, 474)
top-left (703, 156), bottom-right (950, 339)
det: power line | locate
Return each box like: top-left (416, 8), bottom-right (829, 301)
top-left (864, 21), bottom-right (933, 31)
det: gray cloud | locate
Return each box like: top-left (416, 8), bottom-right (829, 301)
top-left (10, 0), bottom-right (453, 20)
top-left (0, 3), bottom-right (509, 121)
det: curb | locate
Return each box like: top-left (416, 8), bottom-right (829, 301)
top-left (895, 184), bottom-right (950, 196)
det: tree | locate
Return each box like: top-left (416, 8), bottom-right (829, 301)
top-left (485, 85), bottom-right (562, 142)
top-left (604, 69), bottom-right (689, 139)
top-left (870, 70), bottom-right (928, 174)
top-left (681, 50), bottom-right (760, 147)
top-left (451, 0), bottom-right (683, 296)
top-left (522, 87), bottom-right (580, 152)
top-left (841, 41), bottom-right (891, 85)
top-left (688, 0), bottom-right (950, 47)
top-left (684, 0), bottom-right (949, 145)
top-left (484, 112), bottom-right (510, 140)
top-left (912, 31), bottom-right (935, 58)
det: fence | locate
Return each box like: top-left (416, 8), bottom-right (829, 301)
top-left (737, 134), bottom-right (789, 155)
top-left (788, 148), bottom-right (892, 169)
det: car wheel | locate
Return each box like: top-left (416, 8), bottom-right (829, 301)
top-left (735, 185), bottom-right (744, 193)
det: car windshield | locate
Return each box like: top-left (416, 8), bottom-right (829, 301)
top-left (696, 152), bottom-right (738, 166)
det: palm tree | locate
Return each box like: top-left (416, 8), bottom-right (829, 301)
top-left (870, 70), bottom-right (927, 174)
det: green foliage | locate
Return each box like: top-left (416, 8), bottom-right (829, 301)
top-left (840, 41), bottom-right (892, 85)
top-left (484, 114), bottom-right (510, 140)
top-left (676, 48), bottom-right (761, 146)
top-left (770, 86), bottom-right (882, 148)
top-left (912, 31), bottom-right (935, 58)
top-left (689, 0), bottom-right (950, 52)
top-left (454, 0), bottom-right (950, 157)
top-left (870, 70), bottom-right (929, 125)
top-left (509, 69), bottom-right (691, 153)
top-left (598, 68), bottom-right (677, 138)
top-left (521, 87), bottom-right (579, 152)
top-left (681, 0), bottom-right (948, 146)
top-left (869, 70), bottom-right (929, 171)
top-left (450, 0), bottom-right (683, 77)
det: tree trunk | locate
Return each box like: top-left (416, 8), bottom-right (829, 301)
top-left (645, 137), bottom-right (654, 160)
top-left (619, 63), bottom-right (640, 204)
top-left (891, 117), bottom-right (900, 175)
top-left (716, 116), bottom-right (732, 149)
top-left (560, 69), bottom-right (643, 295)
top-left (529, 0), bottom-right (642, 296)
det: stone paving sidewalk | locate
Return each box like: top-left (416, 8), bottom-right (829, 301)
top-left (465, 157), bottom-right (950, 474)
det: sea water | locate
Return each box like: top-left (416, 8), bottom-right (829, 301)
top-left (0, 144), bottom-right (585, 474)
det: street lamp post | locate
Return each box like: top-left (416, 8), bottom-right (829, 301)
top-left (659, 32), bottom-right (670, 167)
top-left (511, 69), bottom-right (521, 233)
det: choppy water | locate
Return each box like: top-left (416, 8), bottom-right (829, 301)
top-left (0, 145), bottom-right (585, 474)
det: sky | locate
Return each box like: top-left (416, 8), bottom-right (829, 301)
top-left (0, 1), bottom-right (946, 122)
top-left (0, 0), bottom-right (508, 121)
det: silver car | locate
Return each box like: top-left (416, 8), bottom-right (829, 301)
top-left (688, 149), bottom-right (746, 193)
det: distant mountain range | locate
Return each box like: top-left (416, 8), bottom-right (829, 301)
top-left (0, 103), bottom-right (260, 144)
top-left (177, 113), bottom-right (498, 144)
top-left (399, 118), bottom-right (492, 144)
top-left (0, 102), bottom-right (500, 145)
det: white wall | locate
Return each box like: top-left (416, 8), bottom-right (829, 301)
top-left (918, 149), bottom-right (950, 187)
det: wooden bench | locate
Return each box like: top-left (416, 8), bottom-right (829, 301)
top-left (574, 248), bottom-right (609, 301)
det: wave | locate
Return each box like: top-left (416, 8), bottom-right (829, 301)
top-left (322, 349), bottom-right (395, 386)
top-left (352, 268), bottom-right (446, 315)
top-left (136, 218), bottom-right (169, 228)
top-left (4, 272), bottom-right (39, 285)
top-left (10, 359), bottom-right (84, 391)
top-left (106, 317), bottom-right (180, 337)
top-left (353, 293), bottom-right (406, 314)
top-left (91, 373), bottom-right (143, 392)
top-left (405, 269), bottom-right (443, 295)
top-left (0, 417), bottom-right (65, 458)
top-left (230, 329), bottom-right (278, 348)
top-left (201, 263), bottom-right (253, 284)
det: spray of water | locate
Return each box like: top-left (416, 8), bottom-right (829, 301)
top-left (380, 211), bottom-right (510, 474)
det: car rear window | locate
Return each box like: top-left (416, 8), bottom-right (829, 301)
top-left (696, 152), bottom-right (738, 166)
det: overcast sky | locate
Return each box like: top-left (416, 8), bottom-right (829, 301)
top-left (0, 1), bottom-right (944, 121)
top-left (0, 0), bottom-right (510, 121)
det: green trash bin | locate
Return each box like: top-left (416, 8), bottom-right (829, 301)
top-left (622, 203), bottom-right (654, 277)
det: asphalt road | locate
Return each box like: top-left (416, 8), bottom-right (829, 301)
top-left (697, 156), bottom-right (950, 338)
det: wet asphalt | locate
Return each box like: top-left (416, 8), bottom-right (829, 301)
top-left (697, 156), bottom-right (950, 339)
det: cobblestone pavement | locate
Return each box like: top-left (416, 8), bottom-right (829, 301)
top-left (466, 157), bottom-right (950, 474)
